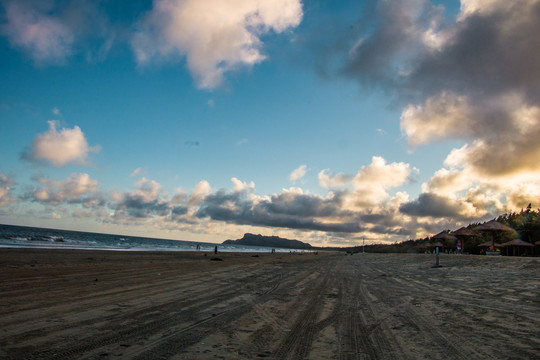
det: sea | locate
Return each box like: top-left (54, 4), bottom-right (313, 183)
top-left (0, 224), bottom-right (300, 253)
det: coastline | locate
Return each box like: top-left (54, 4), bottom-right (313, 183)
top-left (1, 249), bottom-right (538, 359)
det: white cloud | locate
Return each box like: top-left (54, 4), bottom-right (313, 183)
top-left (407, 152), bottom-right (540, 223)
top-left (342, 0), bottom-right (540, 181)
top-left (400, 92), bottom-right (474, 146)
top-left (1, 0), bottom-right (116, 65)
top-left (2, 2), bottom-right (74, 64)
top-left (353, 157), bottom-right (410, 189)
top-left (318, 169), bottom-right (351, 189)
top-left (24, 121), bottom-right (100, 167)
top-left (236, 138), bottom-right (248, 146)
top-left (63, 173), bottom-right (99, 197)
top-left (130, 167), bottom-right (142, 178)
top-left (394, 0), bottom-right (540, 181)
top-left (188, 180), bottom-right (211, 206)
top-left (0, 174), bottom-right (16, 207)
top-left (442, 97), bottom-right (540, 177)
top-left (31, 173), bottom-right (100, 206)
top-left (111, 177), bottom-right (171, 220)
top-left (338, 157), bottom-right (412, 210)
top-left (315, 157), bottom-right (413, 214)
top-left (401, 89), bottom-right (540, 178)
top-left (458, 0), bottom-right (518, 20)
top-left (422, 168), bottom-right (471, 196)
top-left (231, 177), bottom-right (255, 192)
top-left (133, 177), bottom-right (163, 202)
top-left (171, 188), bottom-right (187, 205)
top-left (353, 156), bottom-right (410, 200)
top-left (289, 164), bottom-right (307, 182)
top-left (507, 183), bottom-right (540, 210)
top-left (131, 0), bottom-right (303, 89)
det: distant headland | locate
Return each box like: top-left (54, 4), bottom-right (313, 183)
top-left (222, 233), bottom-right (313, 249)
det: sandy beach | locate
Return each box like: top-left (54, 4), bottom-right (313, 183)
top-left (0, 249), bottom-right (538, 359)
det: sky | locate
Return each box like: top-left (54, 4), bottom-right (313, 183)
top-left (1, 0), bottom-right (539, 247)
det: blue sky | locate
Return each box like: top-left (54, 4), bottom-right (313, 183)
top-left (1, 0), bottom-right (539, 246)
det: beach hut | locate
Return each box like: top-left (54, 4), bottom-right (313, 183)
top-left (451, 227), bottom-right (478, 253)
top-left (501, 239), bottom-right (534, 256)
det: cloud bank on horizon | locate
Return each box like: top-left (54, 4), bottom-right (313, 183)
top-left (1, 0), bottom-right (539, 246)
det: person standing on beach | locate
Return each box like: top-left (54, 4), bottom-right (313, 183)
top-left (214, 245), bottom-right (218, 254)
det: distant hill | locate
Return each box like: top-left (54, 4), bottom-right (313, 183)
top-left (222, 233), bottom-right (312, 249)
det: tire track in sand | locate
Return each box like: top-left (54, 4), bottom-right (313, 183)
top-left (272, 259), bottom-right (336, 359)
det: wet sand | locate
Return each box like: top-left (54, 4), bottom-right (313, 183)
top-left (0, 249), bottom-right (538, 359)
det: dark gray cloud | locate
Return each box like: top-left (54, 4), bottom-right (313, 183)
top-left (335, 0), bottom-right (540, 178)
top-left (369, 224), bottom-right (413, 236)
top-left (408, 5), bottom-right (540, 102)
top-left (115, 194), bottom-right (171, 218)
top-left (262, 191), bottom-right (347, 218)
top-left (195, 189), bottom-right (361, 233)
top-left (361, 211), bottom-right (406, 229)
top-left (171, 205), bottom-right (188, 216)
top-left (339, 0), bottom-right (540, 102)
top-left (342, 0), bottom-right (441, 90)
top-left (399, 192), bottom-right (472, 220)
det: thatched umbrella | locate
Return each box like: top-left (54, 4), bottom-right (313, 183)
top-left (475, 220), bottom-right (514, 232)
top-left (502, 239), bottom-right (534, 246)
top-left (451, 227), bottom-right (479, 253)
top-left (432, 231), bottom-right (457, 250)
top-left (501, 239), bottom-right (534, 256)
top-left (474, 220), bottom-right (515, 250)
top-left (452, 227), bottom-right (479, 236)
top-left (431, 241), bottom-right (444, 248)
top-left (419, 241), bottom-right (435, 254)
